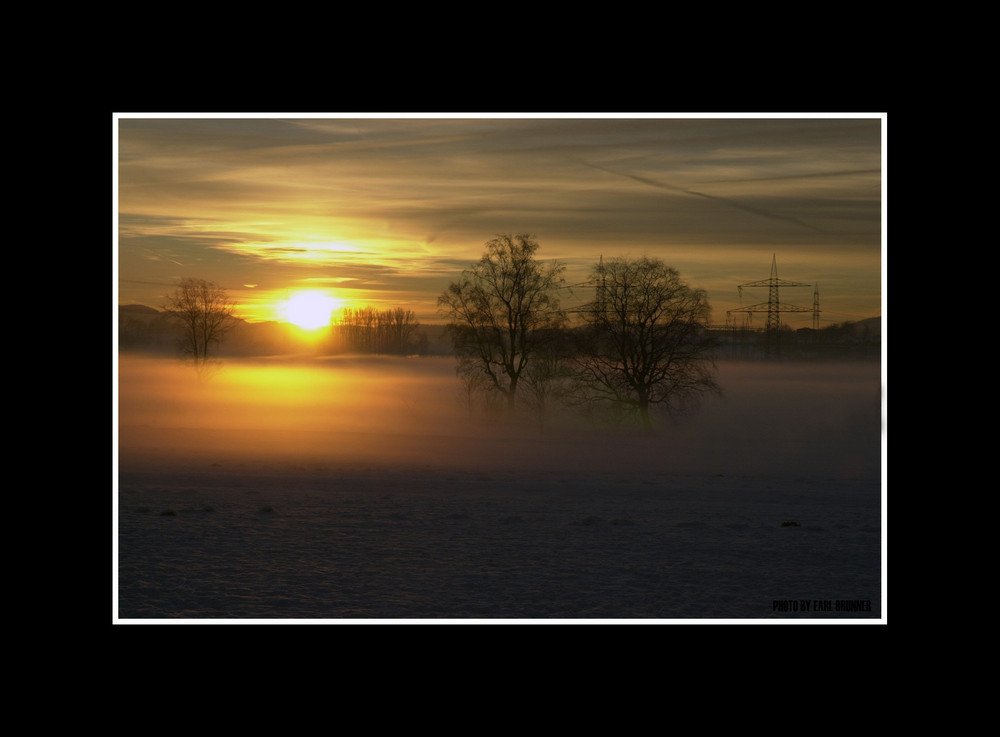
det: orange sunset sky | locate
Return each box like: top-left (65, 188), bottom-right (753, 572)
top-left (115, 113), bottom-right (885, 329)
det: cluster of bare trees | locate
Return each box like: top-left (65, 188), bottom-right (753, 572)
top-left (439, 234), bottom-right (719, 429)
top-left (337, 306), bottom-right (422, 355)
top-left (160, 234), bottom-right (721, 428)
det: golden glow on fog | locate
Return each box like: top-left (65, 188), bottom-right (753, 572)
top-left (284, 291), bottom-right (341, 330)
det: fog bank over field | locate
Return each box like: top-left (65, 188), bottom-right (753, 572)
top-left (116, 355), bottom-right (883, 482)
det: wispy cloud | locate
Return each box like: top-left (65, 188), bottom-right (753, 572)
top-left (116, 115), bottom-right (883, 324)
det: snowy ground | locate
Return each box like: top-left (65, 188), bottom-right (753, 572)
top-left (115, 355), bottom-right (885, 623)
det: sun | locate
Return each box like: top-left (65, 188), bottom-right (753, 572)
top-left (284, 291), bottom-right (340, 330)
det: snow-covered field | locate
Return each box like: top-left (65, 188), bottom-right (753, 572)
top-left (115, 354), bottom-right (885, 623)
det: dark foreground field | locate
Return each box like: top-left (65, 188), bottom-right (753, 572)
top-left (116, 355), bottom-right (884, 622)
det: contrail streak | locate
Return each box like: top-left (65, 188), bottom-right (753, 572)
top-left (579, 159), bottom-right (835, 235)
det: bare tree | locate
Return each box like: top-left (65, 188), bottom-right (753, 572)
top-left (577, 256), bottom-right (718, 429)
top-left (438, 233), bottom-right (566, 412)
top-left (164, 278), bottom-right (237, 369)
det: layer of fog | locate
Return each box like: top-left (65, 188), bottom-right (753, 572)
top-left (116, 354), bottom-right (883, 482)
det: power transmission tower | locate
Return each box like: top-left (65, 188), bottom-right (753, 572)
top-left (728, 254), bottom-right (813, 331)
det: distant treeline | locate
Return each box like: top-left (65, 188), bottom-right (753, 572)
top-left (336, 306), bottom-right (425, 355)
top-left (709, 318), bottom-right (881, 361)
top-left (117, 304), bottom-right (444, 357)
top-left (118, 304), bottom-right (879, 361)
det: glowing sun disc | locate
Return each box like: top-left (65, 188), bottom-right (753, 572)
top-left (285, 291), bottom-right (338, 330)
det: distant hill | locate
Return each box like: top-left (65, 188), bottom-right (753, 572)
top-left (118, 304), bottom-right (162, 321)
top-left (118, 305), bottom-right (179, 352)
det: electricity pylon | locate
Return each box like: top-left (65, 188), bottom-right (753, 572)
top-left (728, 254), bottom-right (813, 331)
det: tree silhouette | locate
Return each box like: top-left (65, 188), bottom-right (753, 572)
top-left (338, 305), bottom-right (421, 354)
top-left (164, 278), bottom-right (237, 370)
top-left (438, 233), bottom-right (566, 412)
top-left (577, 256), bottom-right (718, 429)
